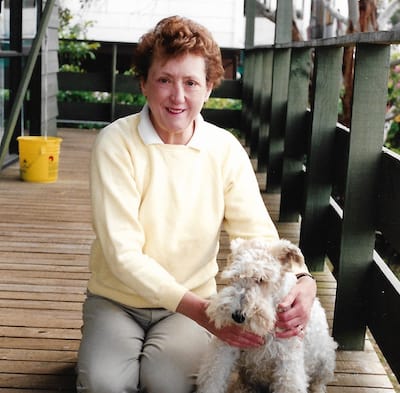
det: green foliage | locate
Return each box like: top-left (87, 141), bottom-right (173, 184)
top-left (113, 70), bottom-right (147, 106)
top-left (385, 119), bottom-right (400, 154)
top-left (59, 64), bottom-right (84, 73)
top-left (390, 9), bottom-right (400, 27)
top-left (115, 92), bottom-right (147, 106)
top-left (58, 7), bottom-right (100, 72)
top-left (58, 90), bottom-right (109, 103)
top-left (203, 98), bottom-right (242, 110)
top-left (58, 4), bottom-right (104, 116)
top-left (387, 54), bottom-right (400, 109)
top-left (385, 51), bottom-right (400, 153)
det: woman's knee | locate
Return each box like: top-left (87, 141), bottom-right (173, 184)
top-left (76, 365), bottom-right (139, 393)
top-left (139, 313), bottom-right (210, 393)
top-left (76, 295), bottom-right (143, 393)
top-left (139, 364), bottom-right (195, 393)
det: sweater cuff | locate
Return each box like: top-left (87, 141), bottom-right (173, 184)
top-left (160, 285), bottom-right (189, 312)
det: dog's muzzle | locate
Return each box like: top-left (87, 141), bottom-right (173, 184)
top-left (232, 310), bottom-right (246, 324)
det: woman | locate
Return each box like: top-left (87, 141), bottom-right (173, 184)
top-left (76, 15), bottom-right (317, 393)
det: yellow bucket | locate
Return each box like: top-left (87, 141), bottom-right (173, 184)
top-left (17, 136), bottom-right (62, 183)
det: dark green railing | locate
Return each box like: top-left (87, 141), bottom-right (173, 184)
top-left (243, 30), bottom-right (400, 380)
top-left (57, 65), bottom-right (242, 130)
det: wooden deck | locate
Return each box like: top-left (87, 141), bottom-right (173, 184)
top-left (0, 128), bottom-right (398, 392)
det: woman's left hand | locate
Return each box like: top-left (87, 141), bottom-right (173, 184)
top-left (274, 275), bottom-right (317, 338)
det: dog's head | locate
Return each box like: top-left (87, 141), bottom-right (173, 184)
top-left (223, 238), bottom-right (304, 283)
top-left (209, 238), bottom-right (304, 335)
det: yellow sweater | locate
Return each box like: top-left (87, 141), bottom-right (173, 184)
top-left (87, 106), bottom-right (282, 311)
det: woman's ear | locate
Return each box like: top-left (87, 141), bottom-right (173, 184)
top-left (140, 78), bottom-right (147, 97)
top-left (205, 83), bottom-right (213, 102)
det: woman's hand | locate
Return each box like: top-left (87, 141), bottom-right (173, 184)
top-left (176, 291), bottom-right (264, 349)
top-left (206, 321), bottom-right (265, 348)
top-left (274, 275), bottom-right (317, 338)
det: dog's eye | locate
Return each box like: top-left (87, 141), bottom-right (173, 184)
top-left (255, 278), bottom-right (264, 283)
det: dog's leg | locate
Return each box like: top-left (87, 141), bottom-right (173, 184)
top-left (306, 352), bottom-right (335, 393)
top-left (308, 381), bottom-right (328, 393)
top-left (228, 373), bottom-right (261, 393)
top-left (268, 339), bottom-right (308, 393)
top-left (304, 301), bottom-right (337, 393)
top-left (306, 355), bottom-right (335, 393)
top-left (197, 339), bottom-right (240, 393)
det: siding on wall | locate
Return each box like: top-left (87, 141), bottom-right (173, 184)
top-left (42, 0), bottom-right (59, 136)
top-left (66, 0), bottom-right (246, 48)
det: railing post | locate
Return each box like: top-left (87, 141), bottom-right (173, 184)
top-left (332, 43), bottom-right (390, 350)
top-left (256, 49), bottom-right (274, 173)
top-left (242, 0), bottom-right (256, 148)
top-left (110, 43), bottom-right (117, 121)
top-left (279, 47), bottom-right (312, 221)
top-left (298, 46), bottom-right (343, 271)
top-left (265, 0), bottom-right (292, 192)
top-left (242, 51), bottom-right (255, 147)
top-left (30, 0), bottom-right (44, 136)
top-left (275, 0), bottom-right (293, 43)
top-left (265, 47), bottom-right (291, 192)
top-left (244, 0), bottom-right (256, 49)
top-left (8, 0), bottom-right (23, 153)
top-left (249, 49), bottom-right (263, 157)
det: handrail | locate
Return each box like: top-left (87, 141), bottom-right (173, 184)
top-left (246, 30), bottom-right (400, 50)
top-left (0, 50), bottom-right (24, 58)
top-left (243, 24), bottom-right (400, 379)
top-left (0, 0), bottom-right (56, 169)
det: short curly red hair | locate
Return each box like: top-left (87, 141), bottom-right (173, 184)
top-left (133, 16), bottom-right (224, 88)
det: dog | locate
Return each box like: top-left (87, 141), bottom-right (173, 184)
top-left (197, 238), bottom-right (337, 393)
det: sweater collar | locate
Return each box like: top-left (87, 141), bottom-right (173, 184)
top-left (138, 104), bottom-right (206, 150)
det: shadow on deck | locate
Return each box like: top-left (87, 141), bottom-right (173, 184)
top-left (0, 129), bottom-right (398, 392)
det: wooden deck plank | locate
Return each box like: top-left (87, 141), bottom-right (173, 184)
top-left (0, 128), bottom-right (398, 392)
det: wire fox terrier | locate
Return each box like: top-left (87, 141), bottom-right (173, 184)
top-left (197, 238), bottom-right (337, 393)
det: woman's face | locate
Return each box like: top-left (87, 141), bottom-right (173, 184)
top-left (140, 53), bottom-right (213, 144)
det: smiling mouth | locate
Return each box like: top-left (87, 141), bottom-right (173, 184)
top-left (167, 107), bottom-right (185, 114)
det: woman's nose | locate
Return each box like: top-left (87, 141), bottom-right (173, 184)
top-left (170, 83), bottom-right (185, 103)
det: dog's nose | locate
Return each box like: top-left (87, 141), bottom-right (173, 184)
top-left (232, 310), bottom-right (246, 324)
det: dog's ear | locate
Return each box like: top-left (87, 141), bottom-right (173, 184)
top-left (269, 239), bottom-right (305, 268)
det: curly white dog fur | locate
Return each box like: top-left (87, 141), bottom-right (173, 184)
top-left (197, 238), bottom-right (337, 393)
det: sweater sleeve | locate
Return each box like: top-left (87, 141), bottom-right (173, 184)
top-left (222, 138), bottom-right (279, 240)
top-left (90, 122), bottom-right (188, 311)
top-left (222, 138), bottom-right (309, 274)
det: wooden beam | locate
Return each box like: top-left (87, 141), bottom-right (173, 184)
top-left (333, 43), bottom-right (391, 350)
top-left (299, 46), bottom-right (343, 270)
top-left (256, 49), bottom-right (273, 173)
top-left (245, 0), bottom-right (256, 48)
top-left (279, 47), bottom-right (312, 222)
top-left (265, 47), bottom-right (291, 192)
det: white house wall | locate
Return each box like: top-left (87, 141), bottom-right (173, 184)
top-left (61, 0), bottom-right (247, 48)
top-left (61, 0), bottom-right (338, 47)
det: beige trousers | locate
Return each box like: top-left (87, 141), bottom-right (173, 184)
top-left (76, 292), bottom-right (211, 393)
